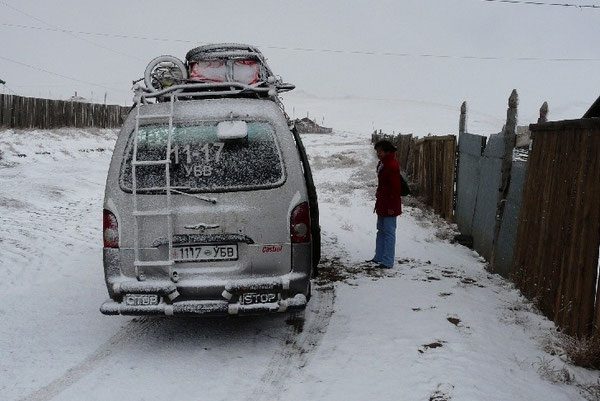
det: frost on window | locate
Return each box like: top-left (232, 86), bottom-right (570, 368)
top-left (120, 122), bottom-right (284, 193)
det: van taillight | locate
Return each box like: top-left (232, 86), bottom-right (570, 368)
top-left (290, 202), bottom-right (311, 243)
top-left (103, 209), bottom-right (119, 248)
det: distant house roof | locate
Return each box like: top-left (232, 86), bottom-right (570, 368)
top-left (583, 95), bottom-right (600, 118)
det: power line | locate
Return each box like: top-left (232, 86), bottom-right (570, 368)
top-left (0, 22), bottom-right (199, 44)
top-left (0, 55), bottom-right (128, 94)
top-left (1, 82), bottom-right (18, 95)
top-left (1, 21), bottom-right (599, 63)
top-left (0, 0), bottom-right (145, 62)
top-left (481, 0), bottom-right (600, 8)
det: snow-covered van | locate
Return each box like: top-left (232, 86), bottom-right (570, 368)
top-left (100, 44), bottom-right (320, 316)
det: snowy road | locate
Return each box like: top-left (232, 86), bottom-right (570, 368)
top-left (1, 128), bottom-right (598, 401)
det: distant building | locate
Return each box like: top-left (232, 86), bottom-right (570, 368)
top-left (294, 117), bottom-right (332, 134)
top-left (69, 91), bottom-right (91, 103)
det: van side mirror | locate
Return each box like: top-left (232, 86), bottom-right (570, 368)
top-left (217, 121), bottom-right (248, 140)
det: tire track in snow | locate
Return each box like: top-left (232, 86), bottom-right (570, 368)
top-left (250, 285), bottom-right (336, 401)
top-left (17, 317), bottom-right (158, 401)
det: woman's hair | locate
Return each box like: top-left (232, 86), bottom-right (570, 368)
top-left (374, 140), bottom-right (397, 153)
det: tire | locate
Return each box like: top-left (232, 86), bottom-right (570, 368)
top-left (185, 43), bottom-right (257, 62)
top-left (143, 55), bottom-right (188, 93)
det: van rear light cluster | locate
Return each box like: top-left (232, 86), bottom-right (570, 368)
top-left (103, 209), bottom-right (119, 248)
top-left (290, 202), bottom-right (311, 243)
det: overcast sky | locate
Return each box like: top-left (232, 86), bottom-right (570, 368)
top-left (1, 0), bottom-right (599, 134)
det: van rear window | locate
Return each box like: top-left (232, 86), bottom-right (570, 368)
top-left (120, 122), bottom-right (285, 193)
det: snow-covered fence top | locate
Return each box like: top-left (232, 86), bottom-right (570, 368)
top-left (0, 94), bottom-right (129, 129)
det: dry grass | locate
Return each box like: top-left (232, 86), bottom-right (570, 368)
top-left (560, 334), bottom-right (600, 370)
top-left (534, 357), bottom-right (574, 384)
top-left (579, 379), bottom-right (600, 401)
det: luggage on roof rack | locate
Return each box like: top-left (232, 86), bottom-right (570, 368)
top-left (186, 43), bottom-right (273, 86)
top-left (136, 43), bottom-right (293, 105)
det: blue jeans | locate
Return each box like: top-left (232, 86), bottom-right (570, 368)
top-left (374, 216), bottom-right (397, 268)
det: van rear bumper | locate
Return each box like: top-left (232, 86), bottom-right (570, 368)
top-left (100, 273), bottom-right (309, 316)
top-left (100, 293), bottom-right (306, 316)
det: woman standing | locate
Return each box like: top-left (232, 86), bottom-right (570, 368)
top-left (370, 140), bottom-right (402, 269)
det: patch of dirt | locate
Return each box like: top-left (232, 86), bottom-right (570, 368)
top-left (412, 306), bottom-right (437, 312)
top-left (419, 340), bottom-right (446, 354)
top-left (439, 292), bottom-right (453, 297)
top-left (429, 383), bottom-right (454, 401)
top-left (285, 314), bottom-right (306, 334)
top-left (447, 317), bottom-right (461, 326)
top-left (315, 256), bottom-right (349, 285)
top-left (441, 270), bottom-right (458, 278)
top-left (460, 277), bottom-right (486, 288)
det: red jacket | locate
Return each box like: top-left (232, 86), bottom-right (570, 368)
top-left (375, 153), bottom-right (402, 217)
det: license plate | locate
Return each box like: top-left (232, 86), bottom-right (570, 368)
top-left (173, 244), bottom-right (238, 262)
top-left (124, 294), bottom-right (159, 306)
top-left (240, 293), bottom-right (279, 305)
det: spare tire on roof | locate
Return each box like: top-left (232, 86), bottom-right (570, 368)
top-left (185, 43), bottom-right (260, 62)
top-left (143, 55), bottom-right (188, 93)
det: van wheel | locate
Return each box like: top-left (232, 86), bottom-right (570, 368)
top-left (306, 281), bottom-right (312, 303)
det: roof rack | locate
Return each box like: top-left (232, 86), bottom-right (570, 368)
top-left (133, 43), bottom-right (295, 108)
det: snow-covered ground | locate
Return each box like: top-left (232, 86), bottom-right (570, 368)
top-left (1, 127), bottom-right (598, 401)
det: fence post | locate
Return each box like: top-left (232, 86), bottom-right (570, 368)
top-left (490, 90), bottom-right (518, 272)
top-left (500, 90), bottom-right (518, 198)
top-left (538, 101), bottom-right (548, 124)
top-left (459, 101), bottom-right (467, 135)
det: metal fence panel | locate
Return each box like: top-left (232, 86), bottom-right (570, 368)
top-left (492, 158), bottom-right (527, 277)
top-left (455, 132), bottom-right (486, 235)
top-left (471, 133), bottom-right (505, 261)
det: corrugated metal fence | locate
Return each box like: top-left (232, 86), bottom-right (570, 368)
top-left (0, 94), bottom-right (129, 129)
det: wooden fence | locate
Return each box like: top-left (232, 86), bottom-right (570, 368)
top-left (414, 136), bottom-right (456, 221)
top-left (512, 118), bottom-right (600, 338)
top-left (371, 132), bottom-right (456, 221)
top-left (0, 94), bottom-right (129, 129)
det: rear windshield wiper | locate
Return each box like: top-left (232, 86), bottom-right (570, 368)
top-left (171, 188), bottom-right (217, 204)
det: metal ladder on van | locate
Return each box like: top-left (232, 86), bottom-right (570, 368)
top-left (132, 93), bottom-right (175, 280)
